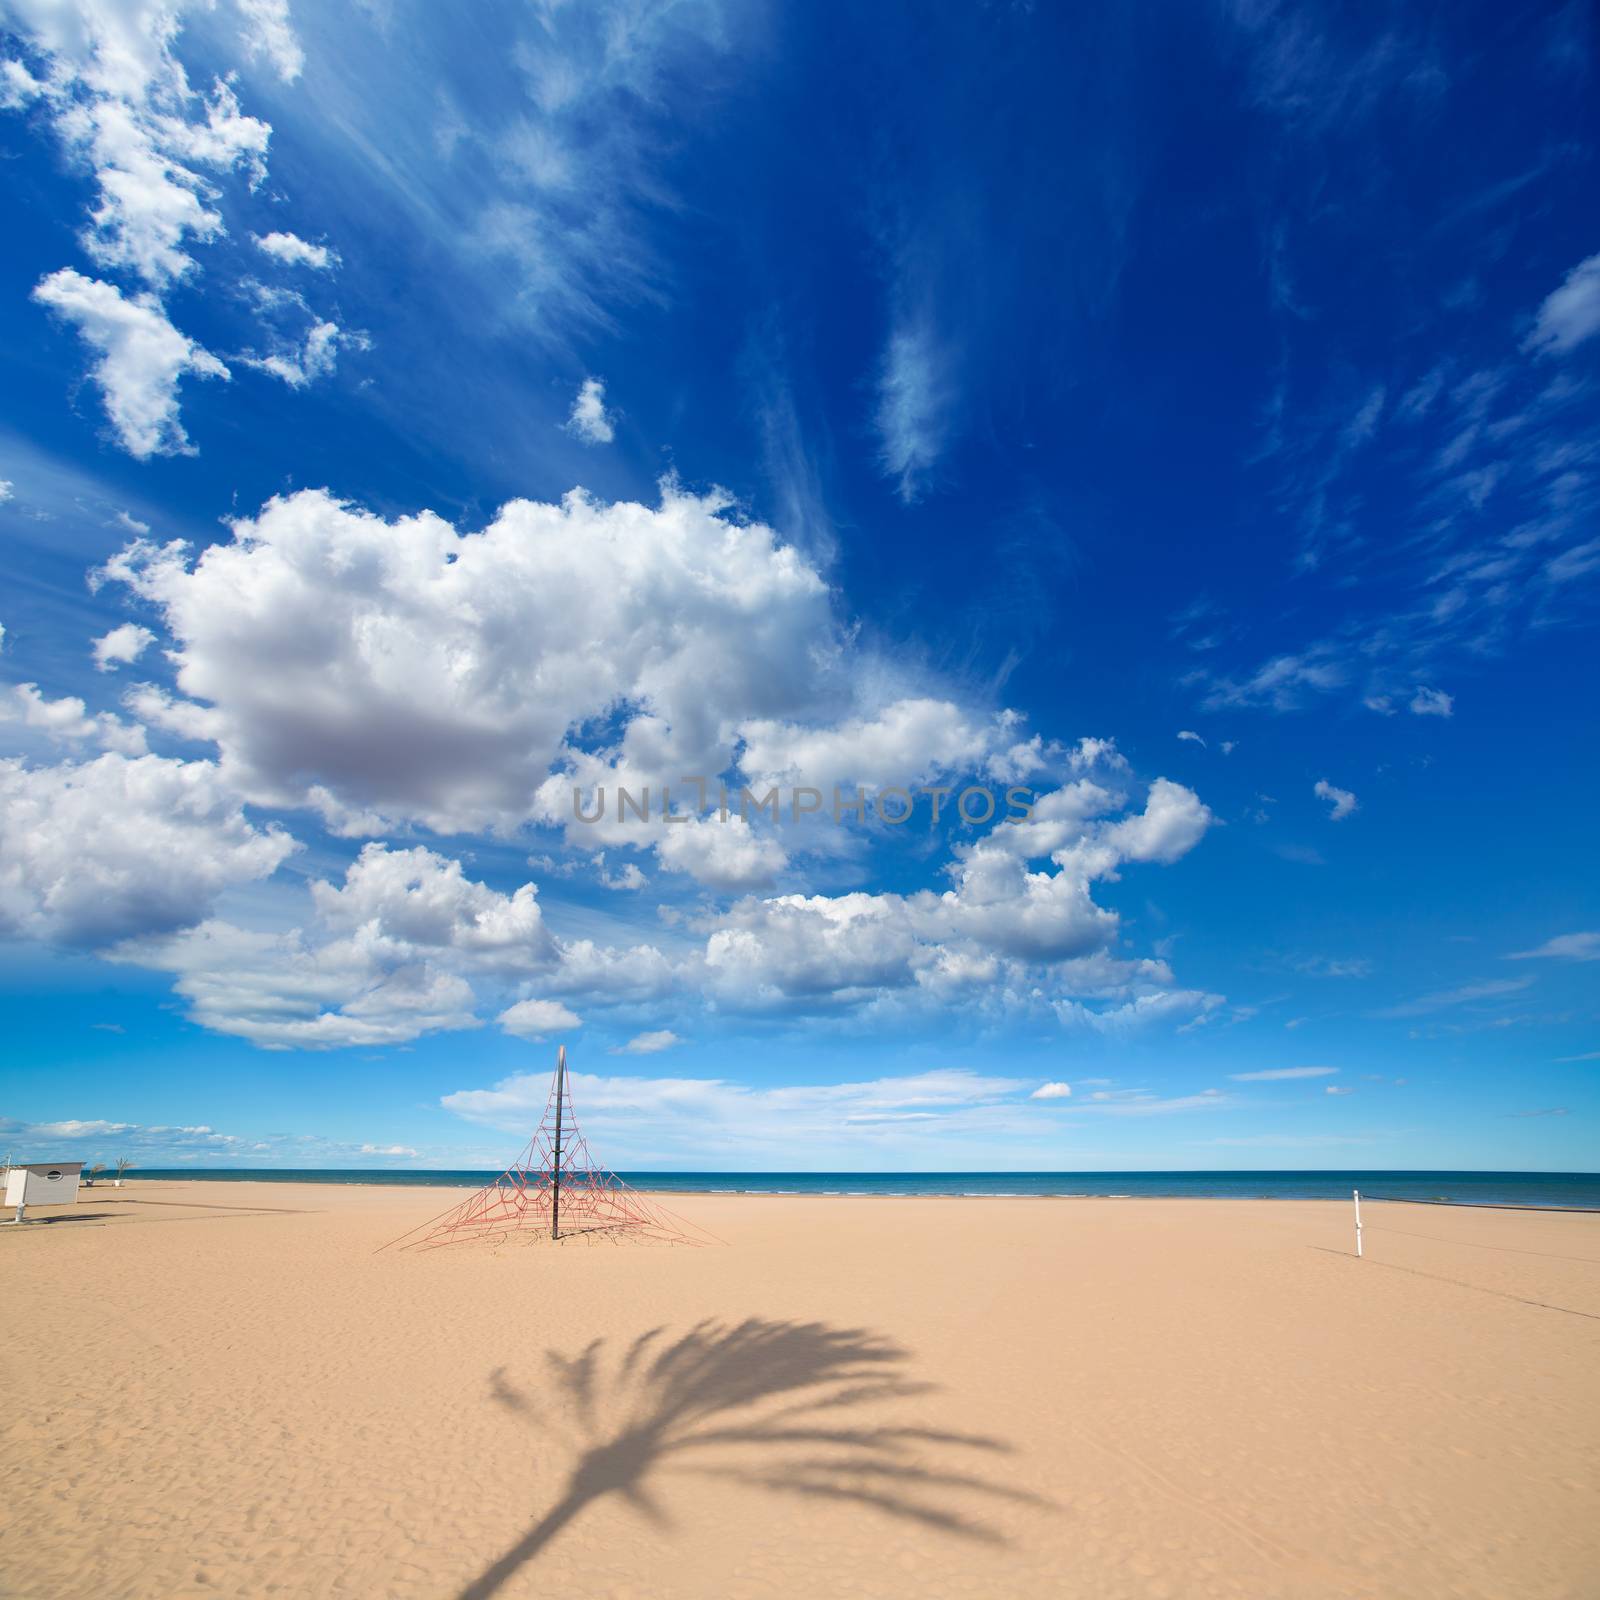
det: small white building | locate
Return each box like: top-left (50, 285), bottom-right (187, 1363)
top-left (5, 1161), bottom-right (84, 1212)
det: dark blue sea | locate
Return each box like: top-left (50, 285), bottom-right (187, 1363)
top-left (124, 1169), bottom-right (1600, 1208)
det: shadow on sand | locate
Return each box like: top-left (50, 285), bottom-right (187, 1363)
top-left (459, 1317), bottom-right (1042, 1600)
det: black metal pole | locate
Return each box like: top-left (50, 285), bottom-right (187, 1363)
top-left (551, 1045), bottom-right (565, 1241)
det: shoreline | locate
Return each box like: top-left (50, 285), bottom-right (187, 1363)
top-left (96, 1175), bottom-right (1600, 1210)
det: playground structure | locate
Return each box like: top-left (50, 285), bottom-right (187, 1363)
top-left (382, 1046), bottom-right (716, 1252)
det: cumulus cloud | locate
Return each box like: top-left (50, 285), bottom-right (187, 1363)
top-left (1228, 1066), bottom-right (1338, 1081)
top-left (1313, 779), bottom-right (1358, 821)
top-left (651, 815), bottom-right (787, 891)
top-left (1176, 729), bottom-right (1205, 746)
top-left (595, 855), bottom-right (646, 891)
top-left (1, 682), bottom-right (146, 752)
top-left (740, 698), bottom-right (998, 797)
top-left (1030, 1081), bottom-right (1071, 1099)
top-left (1525, 252), bottom-right (1600, 357)
top-left (87, 760), bottom-right (1221, 1045)
top-left (96, 484), bottom-right (838, 849)
top-left (107, 843), bottom-right (648, 1047)
top-left (611, 1029), bottom-right (683, 1055)
top-left (0, 752), bottom-right (297, 945)
top-left (696, 776), bottom-right (1213, 1017)
top-left (359, 1143), bottom-right (418, 1157)
top-left (89, 482), bottom-right (1175, 909)
top-left (92, 621), bottom-right (155, 671)
top-left (15, 52), bottom-right (270, 289)
top-left (564, 376), bottom-right (614, 443)
top-left (497, 998), bottom-right (582, 1039)
top-left (310, 843), bottom-right (557, 971)
top-left (32, 270), bottom-right (229, 457)
top-left (252, 230), bottom-right (333, 269)
top-left (1103, 778), bottom-right (1214, 863)
top-left (1409, 686), bottom-right (1453, 717)
top-left (119, 916), bottom-right (482, 1049)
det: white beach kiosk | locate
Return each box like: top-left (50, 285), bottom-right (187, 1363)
top-left (4, 1161), bottom-right (84, 1223)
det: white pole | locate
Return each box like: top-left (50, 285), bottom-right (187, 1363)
top-left (1353, 1188), bottom-right (1363, 1258)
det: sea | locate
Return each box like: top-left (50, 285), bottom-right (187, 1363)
top-left (122, 1169), bottom-right (1600, 1209)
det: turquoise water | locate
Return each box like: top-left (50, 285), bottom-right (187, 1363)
top-left (124, 1169), bottom-right (1600, 1208)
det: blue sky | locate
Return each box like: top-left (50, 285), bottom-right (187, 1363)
top-left (1, 0), bottom-right (1596, 1172)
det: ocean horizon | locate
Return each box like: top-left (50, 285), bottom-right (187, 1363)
top-left (118, 1168), bottom-right (1600, 1208)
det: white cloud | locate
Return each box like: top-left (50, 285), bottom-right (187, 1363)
top-left (1324, 1085), bottom-right (1354, 1096)
top-left (3, 1), bottom-right (333, 451)
top-left (0, 752), bottom-right (297, 945)
top-left (1030, 1081), bottom-right (1071, 1099)
top-left (1409, 686), bottom-right (1453, 717)
top-left (439, 1065), bottom-right (1080, 1164)
top-left (118, 916), bottom-right (482, 1049)
top-left (92, 621), bottom-right (155, 671)
top-left (90, 481), bottom-right (1161, 900)
top-left (1202, 650), bottom-right (1346, 712)
top-left (740, 697), bottom-right (996, 796)
top-left (1545, 537), bottom-right (1600, 586)
top-left (1525, 251), bottom-right (1600, 357)
top-left (233, 0), bottom-right (305, 82)
top-left (1, 682), bottom-right (145, 751)
top-left (611, 1029), bottom-right (683, 1055)
top-left (1229, 1066), bottom-right (1338, 1081)
top-left (2, 6), bottom-right (274, 288)
top-left (693, 775), bottom-right (1213, 1017)
top-left (1176, 729), bottom-right (1205, 746)
top-left (1103, 777), bottom-right (1214, 863)
top-left (32, 270), bottom-right (229, 457)
top-left (564, 376), bottom-right (614, 443)
top-left (1374, 976), bottom-right (1534, 1018)
top-left (253, 231), bottom-right (335, 270)
top-left (875, 313), bottom-right (952, 503)
top-left (106, 843), bottom-right (656, 1047)
top-left (311, 843), bottom-right (556, 972)
top-left (97, 483), bottom-right (837, 848)
top-left (1508, 931), bottom-right (1600, 963)
top-left (1313, 779), bottom-right (1358, 821)
top-left (655, 815), bottom-right (788, 892)
top-left (0, 1113), bottom-right (428, 1165)
top-left (238, 318), bottom-right (350, 388)
top-left (1072, 1086), bottom-right (1230, 1114)
top-left (595, 855), bottom-right (646, 891)
top-left (0, 479), bottom-right (13, 504)
top-left (497, 998), bottom-right (582, 1039)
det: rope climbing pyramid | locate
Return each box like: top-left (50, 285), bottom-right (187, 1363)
top-left (382, 1046), bottom-right (715, 1251)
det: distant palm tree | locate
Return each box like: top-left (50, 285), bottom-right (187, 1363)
top-left (114, 1157), bottom-right (135, 1186)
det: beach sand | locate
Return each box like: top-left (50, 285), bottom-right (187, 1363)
top-left (2, 1183), bottom-right (1596, 1600)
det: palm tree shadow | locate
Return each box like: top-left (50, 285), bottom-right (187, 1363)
top-left (459, 1317), bottom-right (1043, 1600)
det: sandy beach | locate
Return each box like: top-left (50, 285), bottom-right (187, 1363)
top-left (2, 1182), bottom-right (1596, 1600)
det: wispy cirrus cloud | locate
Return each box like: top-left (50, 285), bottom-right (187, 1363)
top-left (1228, 1066), bottom-right (1338, 1081)
top-left (1507, 931), bottom-right (1600, 963)
top-left (1373, 976), bottom-right (1534, 1019)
